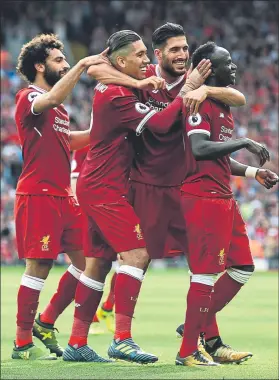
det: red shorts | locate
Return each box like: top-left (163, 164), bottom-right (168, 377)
top-left (181, 196), bottom-right (253, 274)
top-left (129, 182), bottom-right (187, 259)
top-left (79, 197), bottom-right (146, 261)
top-left (15, 195), bottom-right (83, 260)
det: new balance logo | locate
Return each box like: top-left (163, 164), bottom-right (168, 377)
top-left (74, 303), bottom-right (81, 308)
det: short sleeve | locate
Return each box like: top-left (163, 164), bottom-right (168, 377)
top-left (110, 87), bottom-right (157, 135)
top-left (184, 100), bottom-right (212, 138)
top-left (17, 90), bottom-right (42, 120)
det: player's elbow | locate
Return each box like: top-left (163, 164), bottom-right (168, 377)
top-left (231, 92), bottom-right (246, 107)
top-left (192, 149), bottom-right (205, 161)
top-left (191, 143), bottom-right (207, 160)
top-left (236, 93), bottom-right (246, 107)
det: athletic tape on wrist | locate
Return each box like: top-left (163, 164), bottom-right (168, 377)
top-left (245, 166), bottom-right (258, 178)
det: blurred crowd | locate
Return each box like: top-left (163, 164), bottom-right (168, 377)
top-left (1, 1), bottom-right (278, 267)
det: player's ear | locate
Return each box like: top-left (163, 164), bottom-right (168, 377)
top-left (116, 56), bottom-right (126, 68)
top-left (34, 63), bottom-right (45, 73)
top-left (209, 65), bottom-right (216, 76)
top-left (154, 49), bottom-right (162, 61)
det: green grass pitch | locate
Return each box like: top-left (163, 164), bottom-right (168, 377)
top-left (1, 266), bottom-right (278, 379)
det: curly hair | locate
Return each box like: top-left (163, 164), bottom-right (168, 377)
top-left (16, 34), bottom-right (64, 83)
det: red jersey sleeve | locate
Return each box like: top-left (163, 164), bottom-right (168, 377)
top-left (110, 86), bottom-right (157, 134)
top-left (16, 88), bottom-right (43, 121)
top-left (184, 100), bottom-right (212, 138)
top-left (110, 86), bottom-right (182, 135)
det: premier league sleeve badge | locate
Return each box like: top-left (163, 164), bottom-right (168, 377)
top-left (188, 113), bottom-right (202, 127)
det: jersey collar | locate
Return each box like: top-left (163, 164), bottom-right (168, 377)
top-left (28, 84), bottom-right (47, 93)
top-left (155, 64), bottom-right (185, 91)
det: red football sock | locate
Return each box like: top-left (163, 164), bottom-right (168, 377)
top-left (16, 275), bottom-right (44, 347)
top-left (114, 314), bottom-right (132, 341)
top-left (179, 282), bottom-right (212, 358)
top-left (102, 272), bottom-right (117, 311)
top-left (40, 265), bottom-right (81, 325)
top-left (69, 275), bottom-right (103, 348)
top-left (205, 272), bottom-right (243, 340)
top-left (114, 266), bottom-right (143, 341)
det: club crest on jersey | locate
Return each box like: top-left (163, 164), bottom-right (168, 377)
top-left (40, 235), bottom-right (50, 251)
top-left (28, 92), bottom-right (40, 102)
top-left (218, 248), bottom-right (225, 265)
top-left (188, 113), bottom-right (202, 127)
top-left (134, 224), bottom-right (144, 240)
top-left (135, 102), bottom-right (150, 114)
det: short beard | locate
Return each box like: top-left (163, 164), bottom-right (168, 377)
top-left (44, 65), bottom-right (62, 87)
top-left (161, 59), bottom-right (186, 78)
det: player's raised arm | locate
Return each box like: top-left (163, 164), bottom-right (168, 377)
top-left (31, 53), bottom-right (107, 114)
top-left (229, 157), bottom-right (278, 189)
top-left (87, 63), bottom-right (166, 91)
top-left (184, 86), bottom-right (246, 115)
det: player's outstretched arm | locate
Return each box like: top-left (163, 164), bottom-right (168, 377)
top-left (206, 86), bottom-right (246, 107)
top-left (142, 97), bottom-right (183, 134)
top-left (32, 51), bottom-right (108, 114)
top-left (189, 134), bottom-right (270, 166)
top-left (184, 86), bottom-right (246, 115)
top-left (87, 64), bottom-right (165, 91)
top-left (229, 157), bottom-right (279, 189)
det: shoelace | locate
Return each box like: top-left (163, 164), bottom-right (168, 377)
top-left (117, 338), bottom-right (141, 352)
top-left (199, 333), bottom-right (206, 348)
top-left (193, 350), bottom-right (208, 363)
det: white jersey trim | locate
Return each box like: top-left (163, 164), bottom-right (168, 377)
top-left (28, 85), bottom-right (45, 115)
top-left (155, 64), bottom-right (185, 91)
top-left (28, 84), bottom-right (47, 93)
top-left (31, 101), bottom-right (42, 116)
top-left (187, 129), bottom-right (211, 137)
top-left (136, 110), bottom-right (157, 136)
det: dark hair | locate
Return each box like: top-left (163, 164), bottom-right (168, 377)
top-left (191, 41), bottom-right (217, 68)
top-left (152, 23), bottom-right (185, 50)
top-left (17, 34), bottom-right (64, 83)
top-left (107, 30), bottom-right (141, 56)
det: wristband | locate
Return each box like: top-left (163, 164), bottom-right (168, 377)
top-left (245, 166), bottom-right (258, 178)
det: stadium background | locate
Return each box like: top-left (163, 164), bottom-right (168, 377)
top-left (1, 0), bottom-right (278, 270)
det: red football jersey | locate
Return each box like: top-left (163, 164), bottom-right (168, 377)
top-left (15, 85), bottom-right (73, 196)
top-left (182, 99), bottom-right (234, 198)
top-left (130, 64), bottom-right (186, 186)
top-left (77, 83), bottom-right (163, 203)
top-left (71, 145), bottom-right (89, 178)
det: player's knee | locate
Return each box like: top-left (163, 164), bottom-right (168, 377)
top-left (120, 248), bottom-right (149, 269)
top-left (84, 257), bottom-right (112, 282)
top-left (25, 258), bottom-right (53, 279)
top-left (227, 265), bottom-right (255, 284)
top-left (67, 250), bottom-right (85, 271)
